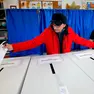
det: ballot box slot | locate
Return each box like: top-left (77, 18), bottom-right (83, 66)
top-left (50, 63), bottom-right (56, 74)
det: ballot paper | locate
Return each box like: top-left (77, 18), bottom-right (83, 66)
top-left (74, 52), bottom-right (94, 59)
top-left (38, 55), bottom-right (62, 64)
top-left (0, 41), bottom-right (8, 65)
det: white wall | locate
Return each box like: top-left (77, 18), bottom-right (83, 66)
top-left (3, 0), bottom-right (18, 8)
top-left (3, 0), bottom-right (82, 9)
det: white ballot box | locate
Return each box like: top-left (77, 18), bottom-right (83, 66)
top-left (21, 53), bottom-right (94, 94)
top-left (0, 56), bottom-right (31, 94)
top-left (68, 49), bottom-right (94, 82)
top-left (52, 53), bottom-right (94, 94)
top-left (21, 55), bottom-right (59, 94)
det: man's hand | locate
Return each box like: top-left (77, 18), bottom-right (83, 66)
top-left (4, 44), bottom-right (13, 51)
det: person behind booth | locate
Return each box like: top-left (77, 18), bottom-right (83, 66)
top-left (4, 13), bottom-right (94, 55)
top-left (90, 30), bottom-right (94, 41)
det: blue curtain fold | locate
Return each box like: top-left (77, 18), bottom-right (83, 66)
top-left (6, 9), bottom-right (94, 57)
top-left (6, 9), bottom-right (42, 57)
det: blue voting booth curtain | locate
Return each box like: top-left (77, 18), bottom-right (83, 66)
top-left (6, 9), bottom-right (94, 57)
top-left (6, 9), bottom-right (43, 57)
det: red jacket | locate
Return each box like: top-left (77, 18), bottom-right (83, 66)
top-left (12, 26), bottom-right (94, 54)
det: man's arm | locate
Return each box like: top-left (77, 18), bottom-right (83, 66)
top-left (6, 29), bottom-right (47, 52)
top-left (70, 28), bottom-right (94, 48)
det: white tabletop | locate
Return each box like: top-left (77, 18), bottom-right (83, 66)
top-left (3, 50), bottom-right (94, 94)
top-left (21, 56), bottom-right (59, 94)
top-left (68, 49), bottom-right (94, 81)
top-left (0, 56), bottom-right (31, 94)
top-left (52, 53), bottom-right (94, 94)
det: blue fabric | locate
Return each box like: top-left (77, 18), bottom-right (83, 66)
top-left (68, 10), bottom-right (94, 49)
top-left (6, 9), bottom-right (94, 57)
top-left (6, 9), bottom-right (42, 57)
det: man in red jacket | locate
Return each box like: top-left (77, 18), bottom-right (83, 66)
top-left (5, 13), bottom-right (94, 54)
